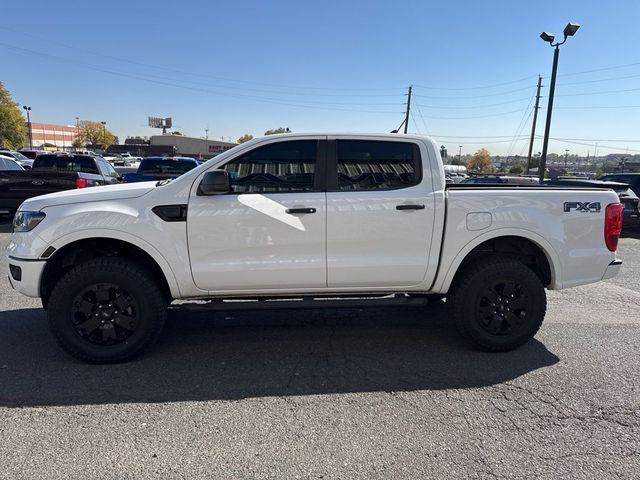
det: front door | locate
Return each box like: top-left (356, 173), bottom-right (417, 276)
top-left (187, 139), bottom-right (327, 292)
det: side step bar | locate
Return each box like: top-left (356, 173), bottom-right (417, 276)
top-left (176, 294), bottom-right (437, 312)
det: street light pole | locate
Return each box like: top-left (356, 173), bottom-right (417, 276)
top-left (538, 22), bottom-right (580, 182)
top-left (458, 145), bottom-right (462, 164)
top-left (23, 106), bottom-right (33, 149)
top-left (100, 121), bottom-right (106, 151)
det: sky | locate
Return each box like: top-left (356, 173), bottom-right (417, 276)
top-left (3, 0), bottom-right (640, 157)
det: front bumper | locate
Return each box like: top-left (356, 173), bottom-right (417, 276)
top-left (602, 259), bottom-right (623, 281)
top-left (7, 256), bottom-right (46, 298)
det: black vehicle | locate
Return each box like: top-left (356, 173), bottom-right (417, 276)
top-left (122, 156), bottom-right (199, 183)
top-left (0, 153), bottom-right (121, 219)
top-left (544, 178), bottom-right (640, 229)
top-left (600, 173), bottom-right (640, 198)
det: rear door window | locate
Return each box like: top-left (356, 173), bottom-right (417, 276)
top-left (333, 140), bottom-right (420, 191)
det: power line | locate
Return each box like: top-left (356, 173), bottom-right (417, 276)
top-left (2, 26), bottom-right (406, 93)
top-left (410, 96), bottom-right (532, 109)
top-left (555, 105), bottom-right (640, 109)
top-left (413, 102), bottom-right (431, 136)
top-left (409, 106), bottom-right (530, 120)
top-left (413, 75), bottom-right (537, 91)
top-left (560, 61), bottom-right (640, 77)
top-left (413, 85), bottom-right (535, 100)
top-left (557, 72), bottom-right (640, 86)
top-left (538, 136), bottom-right (640, 153)
top-left (556, 87), bottom-right (640, 97)
top-left (0, 42), bottom-right (403, 114)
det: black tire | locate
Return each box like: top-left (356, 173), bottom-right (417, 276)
top-left (447, 257), bottom-right (546, 352)
top-left (47, 257), bottom-right (167, 363)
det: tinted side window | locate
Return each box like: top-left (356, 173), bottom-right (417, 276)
top-left (336, 140), bottom-right (419, 191)
top-left (103, 160), bottom-right (120, 178)
top-left (96, 159), bottom-right (110, 177)
top-left (223, 140), bottom-right (317, 193)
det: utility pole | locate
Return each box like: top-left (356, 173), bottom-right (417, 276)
top-left (403, 85), bottom-right (412, 134)
top-left (564, 149), bottom-right (569, 169)
top-left (526, 76), bottom-right (542, 175)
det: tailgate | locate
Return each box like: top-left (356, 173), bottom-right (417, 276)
top-left (0, 171), bottom-right (79, 208)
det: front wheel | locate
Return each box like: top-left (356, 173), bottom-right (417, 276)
top-left (47, 258), bottom-right (167, 363)
top-left (447, 257), bottom-right (546, 352)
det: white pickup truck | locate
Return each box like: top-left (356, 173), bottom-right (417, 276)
top-left (7, 134), bottom-right (624, 363)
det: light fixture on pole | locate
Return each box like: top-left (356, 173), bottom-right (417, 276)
top-left (23, 105), bottom-right (33, 149)
top-left (538, 22), bottom-right (580, 182)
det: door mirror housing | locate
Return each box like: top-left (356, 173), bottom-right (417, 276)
top-left (198, 170), bottom-right (230, 195)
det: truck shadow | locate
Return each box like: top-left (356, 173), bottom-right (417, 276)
top-left (0, 301), bottom-right (559, 407)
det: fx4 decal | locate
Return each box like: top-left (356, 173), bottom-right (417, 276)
top-left (563, 201), bottom-right (601, 213)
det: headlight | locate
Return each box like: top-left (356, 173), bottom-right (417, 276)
top-left (12, 211), bottom-right (46, 232)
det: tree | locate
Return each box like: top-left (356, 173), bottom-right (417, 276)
top-left (237, 133), bottom-right (254, 144)
top-left (76, 120), bottom-right (117, 149)
top-left (508, 163), bottom-right (525, 175)
top-left (466, 148), bottom-right (493, 173)
top-left (264, 127), bottom-right (290, 135)
top-left (0, 82), bottom-right (27, 149)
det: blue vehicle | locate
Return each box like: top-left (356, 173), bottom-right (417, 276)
top-left (122, 156), bottom-right (200, 183)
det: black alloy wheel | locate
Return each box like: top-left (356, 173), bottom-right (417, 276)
top-left (72, 283), bottom-right (139, 346)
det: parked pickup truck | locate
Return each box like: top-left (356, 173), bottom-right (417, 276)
top-left (6, 134), bottom-right (624, 363)
top-left (122, 156), bottom-right (199, 183)
top-left (0, 153), bottom-right (121, 219)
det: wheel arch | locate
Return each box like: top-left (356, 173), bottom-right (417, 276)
top-left (40, 231), bottom-right (181, 306)
top-left (432, 229), bottom-right (562, 294)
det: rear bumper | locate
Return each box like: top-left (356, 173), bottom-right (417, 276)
top-left (6, 256), bottom-right (46, 298)
top-left (602, 259), bottom-right (623, 281)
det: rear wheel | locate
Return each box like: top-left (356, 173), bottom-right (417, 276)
top-left (447, 257), bottom-right (546, 351)
top-left (47, 258), bottom-right (167, 363)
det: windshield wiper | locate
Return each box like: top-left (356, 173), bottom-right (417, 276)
top-left (155, 178), bottom-right (174, 186)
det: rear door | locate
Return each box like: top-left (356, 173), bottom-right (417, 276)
top-left (326, 138), bottom-right (436, 288)
top-left (187, 138), bottom-right (327, 292)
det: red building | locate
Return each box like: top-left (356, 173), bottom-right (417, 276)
top-left (27, 122), bottom-right (78, 151)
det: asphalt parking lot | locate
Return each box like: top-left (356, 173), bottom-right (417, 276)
top-left (1, 225), bottom-right (639, 479)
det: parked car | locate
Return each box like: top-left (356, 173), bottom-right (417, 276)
top-left (0, 157), bottom-right (24, 171)
top-left (18, 149), bottom-right (47, 160)
top-left (0, 149), bottom-right (34, 169)
top-left (544, 178), bottom-right (640, 229)
top-left (6, 134), bottom-right (623, 363)
top-left (461, 175), bottom-right (539, 185)
top-left (600, 173), bottom-right (640, 198)
top-left (0, 153), bottom-right (121, 220)
top-left (122, 156), bottom-right (199, 183)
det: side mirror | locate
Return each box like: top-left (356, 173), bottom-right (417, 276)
top-left (198, 170), bottom-right (230, 195)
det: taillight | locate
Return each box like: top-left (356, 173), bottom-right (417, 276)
top-left (76, 178), bottom-right (89, 189)
top-left (604, 203), bottom-right (624, 252)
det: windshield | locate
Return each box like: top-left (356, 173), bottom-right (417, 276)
top-left (139, 159), bottom-right (197, 175)
top-left (12, 151), bottom-right (29, 161)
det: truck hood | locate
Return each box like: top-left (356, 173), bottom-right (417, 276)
top-left (19, 182), bottom-right (157, 211)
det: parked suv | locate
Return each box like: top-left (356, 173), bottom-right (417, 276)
top-left (600, 173), bottom-right (640, 197)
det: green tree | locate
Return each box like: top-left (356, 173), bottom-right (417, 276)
top-left (0, 82), bottom-right (28, 149)
top-left (264, 127), bottom-right (290, 135)
top-left (237, 133), bottom-right (254, 144)
top-left (77, 120), bottom-right (117, 149)
top-left (466, 148), bottom-right (493, 173)
top-left (508, 163), bottom-right (525, 175)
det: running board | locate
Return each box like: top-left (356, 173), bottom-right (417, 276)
top-left (175, 294), bottom-right (434, 312)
